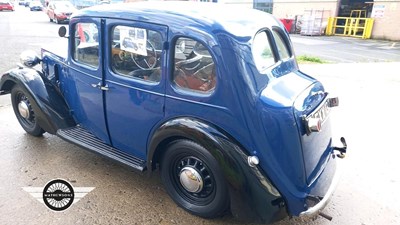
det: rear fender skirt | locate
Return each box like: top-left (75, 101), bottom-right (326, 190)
top-left (148, 117), bottom-right (287, 223)
top-left (0, 68), bottom-right (75, 134)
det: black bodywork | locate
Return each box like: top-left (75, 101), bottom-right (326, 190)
top-left (0, 67), bottom-right (75, 134)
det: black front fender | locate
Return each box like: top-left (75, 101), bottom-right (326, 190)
top-left (0, 67), bottom-right (75, 134)
top-left (148, 117), bottom-right (287, 223)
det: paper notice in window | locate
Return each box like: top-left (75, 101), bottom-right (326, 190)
top-left (120, 27), bottom-right (147, 56)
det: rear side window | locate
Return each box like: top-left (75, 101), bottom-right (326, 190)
top-left (272, 29), bottom-right (291, 60)
top-left (252, 31), bottom-right (275, 72)
top-left (73, 23), bottom-right (99, 68)
top-left (173, 37), bottom-right (216, 93)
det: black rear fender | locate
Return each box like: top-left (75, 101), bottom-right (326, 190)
top-left (148, 117), bottom-right (287, 223)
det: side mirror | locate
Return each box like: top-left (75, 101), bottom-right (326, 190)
top-left (20, 50), bottom-right (41, 68)
top-left (58, 26), bottom-right (67, 38)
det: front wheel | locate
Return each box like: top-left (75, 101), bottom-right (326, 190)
top-left (161, 140), bottom-right (229, 218)
top-left (11, 85), bottom-right (44, 136)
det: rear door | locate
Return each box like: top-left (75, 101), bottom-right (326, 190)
top-left (104, 20), bottom-right (167, 159)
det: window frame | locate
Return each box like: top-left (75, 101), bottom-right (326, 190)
top-left (253, 0), bottom-right (274, 14)
top-left (71, 21), bottom-right (100, 70)
top-left (109, 24), bottom-right (163, 84)
top-left (251, 28), bottom-right (277, 73)
top-left (271, 27), bottom-right (293, 61)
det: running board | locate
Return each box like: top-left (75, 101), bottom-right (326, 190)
top-left (57, 126), bottom-right (146, 172)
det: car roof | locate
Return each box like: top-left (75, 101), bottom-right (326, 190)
top-left (73, 1), bottom-right (281, 40)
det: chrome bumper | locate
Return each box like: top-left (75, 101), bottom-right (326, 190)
top-left (299, 159), bottom-right (342, 217)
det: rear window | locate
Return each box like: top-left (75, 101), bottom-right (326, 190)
top-left (252, 31), bottom-right (275, 72)
top-left (272, 29), bottom-right (291, 60)
top-left (252, 28), bottom-right (292, 74)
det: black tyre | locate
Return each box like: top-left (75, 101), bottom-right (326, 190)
top-left (11, 85), bottom-right (45, 137)
top-left (161, 140), bottom-right (229, 218)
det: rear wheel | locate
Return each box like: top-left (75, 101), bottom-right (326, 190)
top-left (161, 140), bottom-right (229, 218)
top-left (11, 85), bottom-right (45, 137)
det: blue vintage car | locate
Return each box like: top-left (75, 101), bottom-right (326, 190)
top-left (0, 2), bottom-right (347, 223)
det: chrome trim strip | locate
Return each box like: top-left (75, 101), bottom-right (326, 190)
top-left (299, 160), bottom-right (342, 217)
top-left (165, 94), bottom-right (228, 111)
top-left (106, 79), bottom-right (164, 97)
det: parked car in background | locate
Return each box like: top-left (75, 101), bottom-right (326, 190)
top-left (18, 0), bottom-right (25, 5)
top-left (99, 0), bottom-right (110, 4)
top-left (47, 1), bottom-right (76, 24)
top-left (24, 0), bottom-right (30, 7)
top-left (0, 1), bottom-right (14, 11)
top-left (0, 2), bottom-right (347, 223)
top-left (29, 1), bottom-right (42, 11)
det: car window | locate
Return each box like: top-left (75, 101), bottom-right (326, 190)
top-left (252, 31), bottom-right (275, 72)
top-left (173, 37), bottom-right (216, 93)
top-left (111, 25), bottom-right (162, 83)
top-left (272, 29), bottom-right (291, 60)
top-left (73, 23), bottom-right (99, 68)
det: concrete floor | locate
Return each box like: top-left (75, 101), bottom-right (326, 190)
top-left (291, 35), bottom-right (400, 63)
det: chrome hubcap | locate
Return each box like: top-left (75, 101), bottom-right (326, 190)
top-left (179, 167), bottom-right (203, 193)
top-left (18, 101), bottom-right (30, 119)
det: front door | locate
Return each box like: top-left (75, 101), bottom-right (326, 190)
top-left (104, 20), bottom-right (167, 159)
top-left (66, 18), bottom-right (110, 144)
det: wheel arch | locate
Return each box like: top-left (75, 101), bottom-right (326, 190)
top-left (0, 79), bottom-right (15, 93)
top-left (148, 117), bottom-right (227, 171)
top-left (1, 68), bottom-right (75, 134)
top-left (147, 117), bottom-right (288, 223)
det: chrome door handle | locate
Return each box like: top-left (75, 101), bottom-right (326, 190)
top-left (91, 82), bottom-right (109, 91)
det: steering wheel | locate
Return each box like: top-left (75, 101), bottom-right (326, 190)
top-left (175, 54), bottom-right (203, 71)
top-left (131, 40), bottom-right (157, 70)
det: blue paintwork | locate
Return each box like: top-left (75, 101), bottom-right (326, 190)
top-left (1, 2), bottom-right (343, 223)
top-left (103, 19), bottom-right (168, 159)
top-left (64, 18), bottom-right (111, 144)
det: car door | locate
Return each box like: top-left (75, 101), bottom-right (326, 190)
top-left (65, 18), bottom-right (111, 144)
top-left (104, 20), bottom-right (167, 159)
